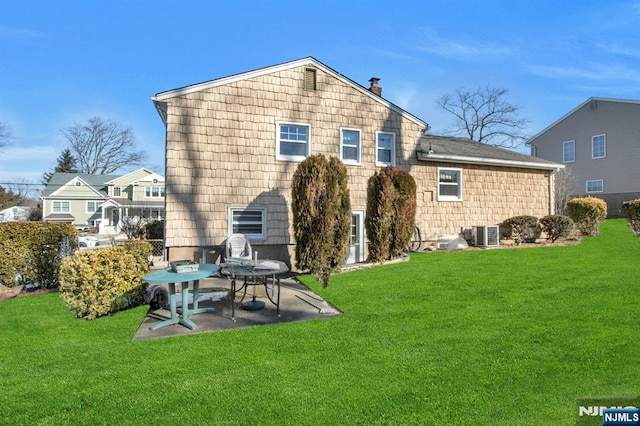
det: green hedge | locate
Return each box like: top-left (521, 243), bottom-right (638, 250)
top-left (500, 215), bottom-right (540, 245)
top-left (622, 198), bottom-right (640, 235)
top-left (59, 242), bottom-right (152, 320)
top-left (539, 215), bottom-right (574, 242)
top-left (566, 197), bottom-right (607, 236)
top-left (0, 222), bottom-right (78, 288)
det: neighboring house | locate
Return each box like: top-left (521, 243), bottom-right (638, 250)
top-left (151, 57), bottom-right (562, 267)
top-left (41, 168), bottom-right (165, 233)
top-left (0, 206), bottom-right (32, 222)
top-left (528, 97), bottom-right (640, 217)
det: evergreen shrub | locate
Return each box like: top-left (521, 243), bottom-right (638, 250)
top-left (622, 198), bottom-right (640, 235)
top-left (566, 196), bottom-right (607, 236)
top-left (539, 214), bottom-right (574, 242)
top-left (500, 215), bottom-right (541, 245)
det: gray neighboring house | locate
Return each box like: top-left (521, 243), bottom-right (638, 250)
top-left (528, 97), bottom-right (640, 217)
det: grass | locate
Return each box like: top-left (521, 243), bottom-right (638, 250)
top-left (1, 219), bottom-right (638, 425)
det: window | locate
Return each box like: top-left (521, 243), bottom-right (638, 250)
top-left (376, 131), bottom-right (396, 166)
top-left (145, 186), bottom-right (164, 198)
top-left (229, 208), bottom-right (266, 239)
top-left (563, 140), bottom-right (575, 163)
top-left (438, 168), bottom-right (463, 201)
top-left (113, 187), bottom-right (121, 197)
top-left (592, 134), bottom-right (606, 159)
top-left (86, 201), bottom-right (101, 213)
top-left (277, 122), bottom-right (310, 161)
top-left (304, 68), bottom-right (316, 91)
top-left (586, 179), bottom-right (604, 193)
top-left (340, 128), bottom-right (361, 165)
top-left (53, 201), bottom-right (70, 213)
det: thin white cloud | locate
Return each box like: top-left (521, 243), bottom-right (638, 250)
top-left (597, 42), bottom-right (640, 58)
top-left (412, 31), bottom-right (514, 60)
top-left (0, 26), bottom-right (46, 39)
top-left (526, 62), bottom-right (640, 83)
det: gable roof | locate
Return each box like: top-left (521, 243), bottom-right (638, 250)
top-left (417, 135), bottom-right (563, 171)
top-left (528, 96), bottom-right (640, 144)
top-left (41, 173), bottom-right (118, 198)
top-left (151, 56), bottom-right (428, 131)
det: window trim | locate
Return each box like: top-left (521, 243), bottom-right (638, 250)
top-left (437, 167), bottom-right (463, 201)
top-left (113, 186), bottom-right (121, 197)
top-left (586, 179), bottom-right (604, 193)
top-left (228, 207), bottom-right (267, 240)
top-left (376, 131), bottom-right (396, 166)
top-left (592, 134), bottom-right (606, 159)
top-left (53, 200), bottom-right (70, 213)
top-left (340, 127), bottom-right (362, 165)
top-left (145, 186), bottom-right (165, 198)
top-left (563, 140), bottom-right (575, 163)
top-left (86, 201), bottom-right (101, 214)
top-left (276, 121), bottom-right (311, 162)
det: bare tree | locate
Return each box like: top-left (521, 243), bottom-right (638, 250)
top-left (61, 117), bottom-right (147, 174)
top-left (554, 167), bottom-right (576, 215)
top-left (0, 121), bottom-right (13, 149)
top-left (436, 86), bottom-right (530, 149)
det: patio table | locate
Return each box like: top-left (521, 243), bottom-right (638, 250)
top-left (143, 263), bottom-right (221, 331)
top-left (220, 260), bottom-right (288, 321)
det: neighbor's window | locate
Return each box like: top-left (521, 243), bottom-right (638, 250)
top-left (376, 131), bottom-right (396, 166)
top-left (277, 122), bottom-right (310, 161)
top-left (592, 134), bottom-right (606, 159)
top-left (229, 208), bottom-right (266, 239)
top-left (563, 140), bottom-right (575, 163)
top-left (145, 186), bottom-right (165, 198)
top-left (86, 201), bottom-right (102, 213)
top-left (586, 179), bottom-right (604, 193)
top-left (53, 201), bottom-right (70, 213)
top-left (438, 168), bottom-right (463, 201)
top-left (113, 186), bottom-right (121, 197)
top-left (340, 128), bottom-right (361, 165)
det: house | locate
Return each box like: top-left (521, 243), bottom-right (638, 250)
top-left (41, 168), bottom-right (165, 233)
top-left (151, 57), bottom-right (562, 267)
top-left (528, 97), bottom-right (640, 217)
top-left (0, 206), bottom-right (32, 222)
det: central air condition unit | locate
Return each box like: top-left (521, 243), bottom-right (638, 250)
top-left (474, 225), bottom-right (499, 247)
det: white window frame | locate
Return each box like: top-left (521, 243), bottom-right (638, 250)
top-left (52, 201), bottom-right (70, 213)
top-left (563, 140), bottom-right (575, 163)
top-left (228, 207), bottom-right (267, 240)
top-left (376, 131), bottom-right (396, 166)
top-left (145, 186), bottom-right (165, 198)
top-left (437, 167), bottom-right (463, 201)
top-left (340, 127), bottom-right (361, 165)
top-left (86, 201), bottom-right (101, 214)
top-left (276, 121), bottom-right (311, 162)
top-left (113, 186), bottom-right (121, 197)
top-left (592, 134), bottom-right (606, 159)
top-left (586, 179), bottom-right (604, 193)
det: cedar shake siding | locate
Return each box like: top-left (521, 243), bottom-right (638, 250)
top-left (153, 57), bottom-right (561, 266)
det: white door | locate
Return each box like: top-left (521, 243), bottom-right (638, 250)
top-left (346, 211), bottom-right (364, 264)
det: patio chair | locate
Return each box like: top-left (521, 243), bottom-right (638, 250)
top-left (225, 233), bottom-right (252, 262)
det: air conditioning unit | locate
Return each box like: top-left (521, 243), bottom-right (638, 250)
top-left (474, 225), bottom-right (499, 247)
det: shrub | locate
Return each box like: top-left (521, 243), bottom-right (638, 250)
top-left (500, 215), bottom-right (541, 245)
top-left (291, 154), bottom-right (350, 287)
top-left (566, 197), bottom-right (607, 236)
top-left (0, 222), bottom-right (77, 288)
top-left (59, 243), bottom-right (152, 320)
top-left (539, 215), bottom-right (574, 242)
top-left (144, 220), bottom-right (164, 239)
top-left (622, 198), bottom-right (640, 235)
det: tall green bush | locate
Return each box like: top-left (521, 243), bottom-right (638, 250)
top-left (291, 154), bottom-right (350, 287)
top-left (566, 196), bottom-right (607, 236)
top-left (59, 242), bottom-right (152, 319)
top-left (0, 222), bottom-right (78, 288)
top-left (366, 167), bottom-right (417, 262)
top-left (622, 198), bottom-right (640, 235)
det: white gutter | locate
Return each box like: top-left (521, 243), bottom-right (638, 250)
top-left (416, 151), bottom-right (564, 171)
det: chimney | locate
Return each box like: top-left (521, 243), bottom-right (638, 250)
top-left (368, 77), bottom-right (382, 96)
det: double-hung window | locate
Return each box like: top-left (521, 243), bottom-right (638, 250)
top-left (592, 134), bottom-right (606, 159)
top-left (277, 122), bottom-right (310, 161)
top-left (86, 201), bottom-right (101, 213)
top-left (229, 207), bottom-right (266, 240)
top-left (376, 131), bottom-right (396, 166)
top-left (586, 179), bottom-right (604, 193)
top-left (340, 128), bottom-right (361, 165)
top-left (113, 187), bottom-right (121, 197)
top-left (438, 168), bottom-right (463, 201)
top-left (563, 140), bottom-right (575, 163)
top-left (53, 201), bottom-right (70, 213)
top-left (145, 186), bottom-right (165, 198)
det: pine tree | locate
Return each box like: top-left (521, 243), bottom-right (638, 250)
top-left (42, 149), bottom-right (79, 184)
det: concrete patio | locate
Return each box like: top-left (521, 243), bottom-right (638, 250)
top-left (133, 274), bottom-right (342, 340)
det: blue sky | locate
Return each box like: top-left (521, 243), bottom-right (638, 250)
top-left (2, 0), bottom-right (640, 196)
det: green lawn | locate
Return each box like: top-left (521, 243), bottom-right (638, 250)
top-left (1, 219), bottom-right (638, 425)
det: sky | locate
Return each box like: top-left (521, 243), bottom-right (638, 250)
top-left (2, 0), bottom-right (640, 197)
